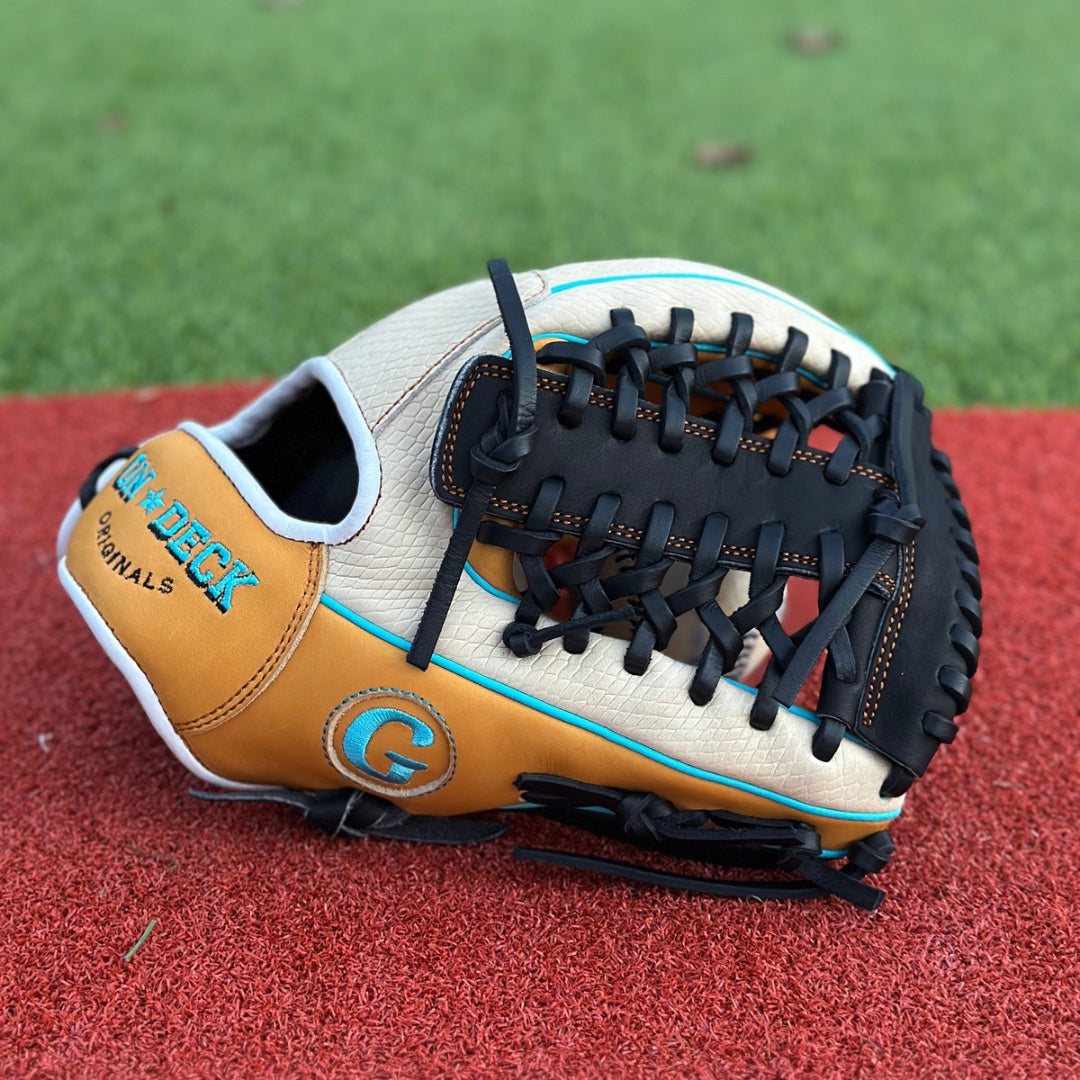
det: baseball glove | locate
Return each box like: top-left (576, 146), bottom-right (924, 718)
top-left (58, 258), bottom-right (980, 910)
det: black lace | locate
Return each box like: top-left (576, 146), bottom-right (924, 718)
top-left (408, 260), bottom-right (924, 736)
top-left (514, 774), bottom-right (894, 911)
top-left (190, 780), bottom-right (892, 909)
top-left (407, 259), bottom-right (539, 670)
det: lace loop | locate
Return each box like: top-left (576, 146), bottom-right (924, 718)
top-left (407, 260), bottom-right (540, 670)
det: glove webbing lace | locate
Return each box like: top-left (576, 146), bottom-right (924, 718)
top-left (409, 260), bottom-right (924, 742)
top-left (189, 787), bottom-right (506, 845)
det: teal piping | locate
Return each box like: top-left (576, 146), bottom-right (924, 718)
top-left (318, 594), bottom-right (900, 824)
top-left (464, 558), bottom-right (519, 605)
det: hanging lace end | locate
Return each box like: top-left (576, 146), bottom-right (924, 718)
top-left (407, 475), bottom-right (499, 670)
top-left (408, 259), bottom-right (540, 670)
top-left (513, 773), bottom-right (893, 911)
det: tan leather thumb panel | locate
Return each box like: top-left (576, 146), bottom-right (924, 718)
top-left (65, 431), bottom-right (324, 730)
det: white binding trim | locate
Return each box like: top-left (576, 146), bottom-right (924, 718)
top-left (56, 499), bottom-right (84, 560)
top-left (58, 557), bottom-right (266, 791)
top-left (181, 356), bottom-right (380, 545)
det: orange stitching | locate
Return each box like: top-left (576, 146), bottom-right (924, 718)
top-left (440, 365), bottom-right (512, 496)
top-left (444, 360), bottom-right (893, 492)
top-left (876, 571), bottom-right (897, 592)
top-left (178, 543), bottom-right (325, 734)
top-left (439, 360), bottom-right (898, 591)
top-left (862, 541), bottom-right (915, 727)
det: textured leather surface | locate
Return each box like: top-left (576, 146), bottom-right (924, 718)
top-left (323, 260), bottom-right (902, 816)
top-left (327, 271), bottom-right (547, 430)
top-left (327, 259), bottom-right (891, 438)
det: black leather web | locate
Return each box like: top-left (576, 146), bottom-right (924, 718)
top-left (409, 261), bottom-right (925, 738)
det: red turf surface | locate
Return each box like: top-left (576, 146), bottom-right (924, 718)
top-left (1, 388), bottom-right (1078, 1080)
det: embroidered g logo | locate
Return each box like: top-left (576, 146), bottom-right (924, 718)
top-left (323, 690), bottom-right (455, 797)
top-left (342, 708), bottom-right (433, 785)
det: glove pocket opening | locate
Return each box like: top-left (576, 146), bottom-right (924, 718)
top-left (181, 356), bottom-right (381, 546)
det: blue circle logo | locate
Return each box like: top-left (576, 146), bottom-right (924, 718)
top-left (323, 690), bottom-right (455, 797)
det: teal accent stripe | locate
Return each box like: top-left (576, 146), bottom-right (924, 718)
top-left (548, 272), bottom-right (895, 375)
top-left (318, 594), bottom-right (900, 824)
top-left (454, 509), bottom-right (521, 605)
top-left (464, 559), bottom-right (519, 605)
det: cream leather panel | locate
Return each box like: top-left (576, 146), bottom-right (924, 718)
top-left (322, 263), bottom-right (901, 818)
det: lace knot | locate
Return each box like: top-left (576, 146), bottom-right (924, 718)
top-left (504, 621), bottom-right (543, 657)
top-left (613, 791), bottom-right (675, 844)
top-left (869, 501), bottom-right (924, 545)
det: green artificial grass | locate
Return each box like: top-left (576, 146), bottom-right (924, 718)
top-left (1, 0), bottom-right (1077, 404)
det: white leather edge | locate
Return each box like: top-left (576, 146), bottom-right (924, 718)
top-left (57, 498), bottom-right (86, 560)
top-left (182, 356), bottom-right (380, 545)
top-left (58, 557), bottom-right (266, 790)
